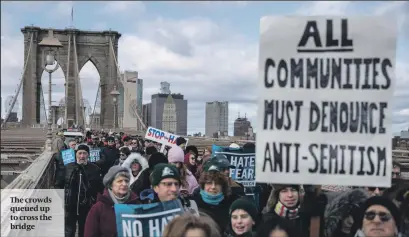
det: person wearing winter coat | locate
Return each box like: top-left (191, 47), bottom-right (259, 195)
top-left (191, 170), bottom-right (239, 234)
top-left (224, 197), bottom-right (258, 237)
top-left (56, 145), bottom-right (104, 237)
top-left (84, 166), bottom-right (140, 237)
top-left (121, 153), bottom-right (149, 187)
top-left (261, 185), bottom-right (311, 237)
top-left (130, 152), bottom-right (168, 195)
top-left (96, 136), bottom-right (120, 176)
top-left (323, 188), bottom-right (369, 237)
top-left (352, 196), bottom-right (402, 237)
top-left (168, 146), bottom-right (200, 195)
top-left (144, 163), bottom-right (199, 214)
top-left (114, 146), bottom-right (131, 166)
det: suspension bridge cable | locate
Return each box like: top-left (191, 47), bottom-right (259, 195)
top-left (64, 33), bottom-right (71, 127)
top-left (2, 32), bottom-right (34, 128)
top-left (89, 81), bottom-right (101, 128)
top-left (109, 37), bottom-right (147, 130)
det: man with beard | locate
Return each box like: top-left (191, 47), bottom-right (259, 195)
top-left (56, 145), bottom-right (103, 237)
top-left (96, 136), bottom-right (120, 176)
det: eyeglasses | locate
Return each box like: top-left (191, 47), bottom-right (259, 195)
top-left (364, 211), bottom-right (392, 222)
top-left (120, 153), bottom-right (126, 156)
top-left (160, 181), bottom-right (180, 187)
top-left (368, 187), bottom-right (387, 192)
top-left (392, 172), bottom-right (400, 176)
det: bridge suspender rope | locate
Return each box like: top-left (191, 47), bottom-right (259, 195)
top-left (108, 37), bottom-right (147, 131)
top-left (89, 81), bottom-right (101, 128)
top-left (72, 35), bottom-right (85, 126)
top-left (1, 32), bottom-right (34, 128)
top-left (64, 33), bottom-right (71, 127)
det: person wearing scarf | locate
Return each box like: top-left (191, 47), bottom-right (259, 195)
top-left (261, 184), bottom-right (310, 236)
top-left (84, 166), bottom-right (140, 237)
top-left (192, 170), bottom-right (240, 235)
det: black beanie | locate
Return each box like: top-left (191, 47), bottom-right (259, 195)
top-left (356, 196), bottom-right (401, 231)
top-left (148, 152), bottom-right (168, 169)
top-left (76, 144), bottom-right (90, 154)
top-left (230, 197), bottom-right (258, 222)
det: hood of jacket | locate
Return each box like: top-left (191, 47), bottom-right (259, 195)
top-left (121, 153), bottom-right (149, 185)
top-left (324, 188), bottom-right (369, 237)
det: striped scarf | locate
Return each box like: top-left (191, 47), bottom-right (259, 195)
top-left (274, 201), bottom-right (299, 219)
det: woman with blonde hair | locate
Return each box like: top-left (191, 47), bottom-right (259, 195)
top-left (163, 213), bottom-right (221, 237)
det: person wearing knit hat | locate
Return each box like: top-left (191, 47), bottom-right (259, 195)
top-left (353, 196), bottom-right (401, 237)
top-left (84, 166), bottom-right (140, 237)
top-left (167, 146), bottom-right (199, 195)
top-left (151, 163), bottom-right (181, 202)
top-left (76, 144), bottom-right (90, 165)
top-left (224, 197), bottom-right (258, 237)
top-left (261, 184), bottom-right (309, 235)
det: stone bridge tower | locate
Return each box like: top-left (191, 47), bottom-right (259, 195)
top-left (21, 26), bottom-right (121, 128)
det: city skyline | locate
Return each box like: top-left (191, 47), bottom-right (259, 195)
top-left (1, 1), bottom-right (408, 135)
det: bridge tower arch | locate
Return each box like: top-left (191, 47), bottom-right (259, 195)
top-left (21, 26), bottom-right (121, 128)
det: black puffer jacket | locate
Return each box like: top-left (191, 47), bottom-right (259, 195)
top-left (96, 146), bottom-right (119, 176)
top-left (323, 188), bottom-right (369, 237)
top-left (58, 162), bottom-right (103, 214)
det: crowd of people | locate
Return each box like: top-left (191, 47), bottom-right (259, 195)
top-left (51, 129), bottom-right (409, 237)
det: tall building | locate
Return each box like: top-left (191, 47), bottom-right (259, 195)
top-left (148, 82), bottom-right (188, 135)
top-left (142, 103), bottom-right (151, 128)
top-left (162, 95), bottom-right (177, 133)
top-left (205, 101), bottom-right (228, 137)
top-left (234, 115), bottom-right (252, 137)
top-left (120, 71), bottom-right (143, 130)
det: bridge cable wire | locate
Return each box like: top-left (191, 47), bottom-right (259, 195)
top-left (72, 35), bottom-right (85, 126)
top-left (1, 32), bottom-right (34, 128)
top-left (64, 33), bottom-right (71, 127)
top-left (89, 81), bottom-right (101, 128)
top-left (108, 37), bottom-right (147, 131)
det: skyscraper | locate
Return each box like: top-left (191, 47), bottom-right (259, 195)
top-left (149, 82), bottom-right (188, 135)
top-left (162, 95), bottom-right (177, 133)
top-left (205, 101), bottom-right (228, 137)
top-left (234, 115), bottom-right (251, 137)
top-left (120, 71), bottom-right (143, 130)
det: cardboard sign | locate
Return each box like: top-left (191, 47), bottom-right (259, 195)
top-left (256, 16), bottom-right (396, 187)
top-left (89, 148), bottom-right (101, 163)
top-left (145, 127), bottom-right (188, 148)
top-left (62, 149), bottom-right (75, 165)
top-left (115, 199), bottom-right (184, 237)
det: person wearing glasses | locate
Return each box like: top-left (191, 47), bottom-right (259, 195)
top-left (365, 187), bottom-right (387, 197)
top-left (352, 196), bottom-right (401, 237)
top-left (148, 163), bottom-right (199, 214)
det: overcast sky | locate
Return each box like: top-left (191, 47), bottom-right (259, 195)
top-left (1, 1), bottom-right (408, 135)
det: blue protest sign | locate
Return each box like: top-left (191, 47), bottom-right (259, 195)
top-left (62, 149), bottom-right (75, 165)
top-left (115, 199), bottom-right (184, 237)
top-left (215, 151), bottom-right (256, 187)
top-left (89, 148), bottom-right (100, 163)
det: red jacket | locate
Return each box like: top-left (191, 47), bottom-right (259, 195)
top-left (84, 189), bottom-right (140, 237)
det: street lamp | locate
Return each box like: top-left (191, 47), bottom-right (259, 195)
top-left (38, 29), bottom-right (63, 151)
top-left (110, 86), bottom-right (120, 130)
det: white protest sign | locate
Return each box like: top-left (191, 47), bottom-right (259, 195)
top-left (144, 127), bottom-right (188, 148)
top-left (256, 16), bottom-right (396, 187)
